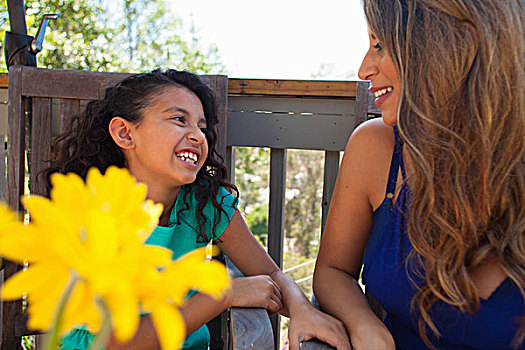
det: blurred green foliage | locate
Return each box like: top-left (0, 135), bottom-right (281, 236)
top-left (0, 0), bottom-right (226, 73)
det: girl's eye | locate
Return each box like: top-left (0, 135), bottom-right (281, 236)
top-left (171, 116), bottom-right (184, 122)
top-left (199, 127), bottom-right (208, 133)
top-left (373, 42), bottom-right (383, 51)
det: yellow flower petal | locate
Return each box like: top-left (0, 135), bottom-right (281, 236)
top-left (60, 281), bottom-right (101, 335)
top-left (106, 283), bottom-right (140, 343)
top-left (151, 302), bottom-right (186, 350)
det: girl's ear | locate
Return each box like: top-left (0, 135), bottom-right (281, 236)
top-left (109, 117), bottom-right (135, 149)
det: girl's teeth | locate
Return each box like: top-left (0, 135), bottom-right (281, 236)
top-left (177, 152), bottom-right (198, 164)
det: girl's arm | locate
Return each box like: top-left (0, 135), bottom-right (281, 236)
top-left (313, 120), bottom-right (395, 350)
top-left (218, 212), bottom-right (350, 350)
top-left (104, 271), bottom-right (283, 349)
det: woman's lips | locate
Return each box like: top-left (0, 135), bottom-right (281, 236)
top-left (369, 86), bottom-right (393, 109)
top-left (374, 90), bottom-right (392, 108)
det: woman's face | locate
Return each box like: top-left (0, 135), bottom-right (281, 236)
top-left (125, 86), bottom-right (209, 191)
top-left (358, 29), bottom-right (400, 126)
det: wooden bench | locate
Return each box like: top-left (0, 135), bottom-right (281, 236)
top-left (2, 66), bottom-right (381, 350)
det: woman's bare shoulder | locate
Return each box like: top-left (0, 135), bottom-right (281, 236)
top-left (349, 118), bottom-right (395, 147)
top-left (341, 118), bottom-right (397, 209)
top-left (344, 118), bottom-right (395, 167)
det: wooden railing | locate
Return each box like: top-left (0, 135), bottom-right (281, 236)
top-left (0, 68), bottom-right (380, 350)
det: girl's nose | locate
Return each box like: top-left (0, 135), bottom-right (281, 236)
top-left (187, 127), bottom-right (205, 144)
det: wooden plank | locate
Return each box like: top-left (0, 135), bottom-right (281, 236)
top-left (14, 315), bottom-right (40, 337)
top-left (0, 74), bottom-right (7, 88)
top-left (20, 67), bottom-right (131, 100)
top-left (354, 81), bottom-right (381, 127)
top-left (225, 146), bottom-right (235, 184)
top-left (230, 308), bottom-right (274, 350)
top-left (59, 99), bottom-right (80, 134)
top-left (321, 151), bottom-right (340, 234)
top-left (203, 75), bottom-right (228, 160)
top-left (4, 65), bottom-right (25, 350)
top-left (229, 96), bottom-right (355, 116)
top-left (228, 79), bottom-right (357, 98)
top-left (30, 98), bottom-right (52, 197)
top-left (354, 81), bottom-right (371, 127)
top-left (268, 149), bottom-right (286, 268)
top-left (227, 113), bottom-right (353, 151)
top-left (2, 73), bottom-right (362, 98)
top-left (0, 135), bottom-right (5, 201)
top-left (7, 66), bottom-right (25, 212)
top-left (0, 89), bottom-right (8, 134)
top-left (225, 257), bottom-right (273, 350)
top-left (267, 148), bottom-right (286, 349)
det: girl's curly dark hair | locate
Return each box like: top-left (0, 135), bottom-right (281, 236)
top-left (45, 69), bottom-right (238, 243)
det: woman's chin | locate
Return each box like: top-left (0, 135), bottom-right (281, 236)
top-left (381, 113), bottom-right (398, 126)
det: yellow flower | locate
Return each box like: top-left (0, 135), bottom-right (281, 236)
top-left (0, 166), bottom-right (230, 349)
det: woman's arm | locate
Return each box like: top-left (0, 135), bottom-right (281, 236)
top-left (218, 211), bottom-right (350, 350)
top-left (313, 120), bottom-right (395, 350)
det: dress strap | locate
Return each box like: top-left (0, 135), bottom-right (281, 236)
top-left (386, 128), bottom-right (400, 197)
top-left (393, 126), bottom-right (407, 182)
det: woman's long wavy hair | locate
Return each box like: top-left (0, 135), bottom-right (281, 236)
top-left (363, 0), bottom-right (525, 347)
top-left (45, 69), bottom-right (238, 243)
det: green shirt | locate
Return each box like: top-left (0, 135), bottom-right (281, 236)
top-left (60, 185), bottom-right (238, 350)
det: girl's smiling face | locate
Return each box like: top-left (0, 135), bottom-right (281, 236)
top-left (358, 30), bottom-right (401, 126)
top-left (124, 86), bottom-right (209, 192)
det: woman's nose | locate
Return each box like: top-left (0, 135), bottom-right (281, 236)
top-left (358, 49), bottom-right (378, 81)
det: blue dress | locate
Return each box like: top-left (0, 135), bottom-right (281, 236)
top-left (362, 126), bottom-right (525, 349)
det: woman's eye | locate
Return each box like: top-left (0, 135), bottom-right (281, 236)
top-left (373, 42), bottom-right (383, 51)
top-left (199, 127), bottom-right (208, 133)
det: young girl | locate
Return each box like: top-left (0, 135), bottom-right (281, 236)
top-left (47, 69), bottom-right (350, 350)
top-left (313, 0), bottom-right (524, 349)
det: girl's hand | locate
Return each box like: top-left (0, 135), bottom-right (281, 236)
top-left (287, 304), bottom-right (351, 350)
top-left (347, 316), bottom-right (395, 350)
top-left (227, 276), bottom-right (283, 314)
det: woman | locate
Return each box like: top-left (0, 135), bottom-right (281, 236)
top-left (313, 1), bottom-right (524, 349)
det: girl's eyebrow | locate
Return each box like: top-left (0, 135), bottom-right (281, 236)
top-left (163, 106), bottom-right (207, 124)
top-left (163, 106), bottom-right (188, 114)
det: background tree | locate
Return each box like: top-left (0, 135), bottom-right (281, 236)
top-left (0, 0), bottom-right (226, 73)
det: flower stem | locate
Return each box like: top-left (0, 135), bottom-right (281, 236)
top-left (87, 299), bottom-right (112, 350)
top-left (43, 274), bottom-right (78, 350)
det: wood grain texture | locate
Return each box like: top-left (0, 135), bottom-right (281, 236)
top-left (0, 74), bottom-right (7, 88)
top-left (321, 151), bottom-right (340, 234)
top-left (228, 79), bottom-right (357, 98)
top-left (2, 73), bottom-right (360, 98)
top-left (30, 97), bottom-right (52, 197)
top-left (59, 98), bottom-right (80, 133)
top-left (0, 134), bottom-right (5, 201)
top-left (225, 257), bottom-right (274, 350)
top-left (7, 66), bottom-right (25, 213)
top-left (4, 66), bottom-right (24, 350)
top-left (230, 308), bottom-right (274, 350)
top-left (267, 148), bottom-right (287, 348)
top-left (354, 81), bottom-right (381, 127)
top-left (204, 75), bottom-right (228, 160)
top-left (20, 67), bottom-right (131, 100)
